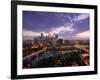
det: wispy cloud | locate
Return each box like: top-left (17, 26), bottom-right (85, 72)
top-left (60, 13), bottom-right (89, 23)
top-left (73, 14), bottom-right (89, 21)
top-left (50, 23), bottom-right (75, 34)
top-left (50, 13), bottom-right (89, 35)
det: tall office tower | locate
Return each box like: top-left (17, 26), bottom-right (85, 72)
top-left (55, 34), bottom-right (58, 39)
top-left (41, 33), bottom-right (44, 38)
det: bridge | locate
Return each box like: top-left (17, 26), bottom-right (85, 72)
top-left (23, 47), bottom-right (47, 60)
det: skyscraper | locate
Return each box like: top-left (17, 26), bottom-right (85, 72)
top-left (41, 33), bottom-right (44, 38)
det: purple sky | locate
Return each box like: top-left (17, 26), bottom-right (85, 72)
top-left (23, 11), bottom-right (90, 40)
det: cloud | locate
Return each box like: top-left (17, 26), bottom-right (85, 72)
top-left (61, 13), bottom-right (89, 23)
top-left (73, 30), bottom-right (90, 40)
top-left (51, 13), bottom-right (89, 35)
top-left (73, 14), bottom-right (89, 21)
top-left (50, 23), bottom-right (75, 34)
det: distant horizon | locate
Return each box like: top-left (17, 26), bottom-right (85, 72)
top-left (23, 34), bottom-right (89, 41)
top-left (23, 11), bottom-right (90, 41)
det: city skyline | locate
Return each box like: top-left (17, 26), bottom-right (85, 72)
top-left (23, 11), bottom-right (90, 40)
